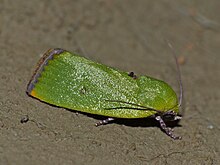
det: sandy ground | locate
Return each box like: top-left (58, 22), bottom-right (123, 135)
top-left (0, 0), bottom-right (220, 164)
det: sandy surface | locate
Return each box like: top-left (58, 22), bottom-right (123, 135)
top-left (0, 1), bottom-right (219, 164)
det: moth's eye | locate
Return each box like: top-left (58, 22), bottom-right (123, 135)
top-left (163, 114), bottom-right (175, 121)
top-left (162, 111), bottom-right (176, 121)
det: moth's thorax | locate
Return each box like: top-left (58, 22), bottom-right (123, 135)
top-left (136, 76), bottom-right (179, 113)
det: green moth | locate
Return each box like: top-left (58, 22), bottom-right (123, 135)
top-left (27, 47), bottom-right (183, 140)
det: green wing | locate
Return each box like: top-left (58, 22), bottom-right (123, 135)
top-left (27, 48), bottom-right (157, 118)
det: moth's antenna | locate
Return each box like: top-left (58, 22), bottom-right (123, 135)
top-left (167, 41), bottom-right (183, 107)
top-left (104, 100), bottom-right (160, 113)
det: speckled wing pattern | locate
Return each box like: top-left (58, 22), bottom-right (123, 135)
top-left (27, 48), bottom-right (178, 118)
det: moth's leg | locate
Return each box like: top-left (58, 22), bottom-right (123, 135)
top-left (128, 72), bottom-right (137, 79)
top-left (95, 118), bottom-right (115, 126)
top-left (155, 116), bottom-right (182, 140)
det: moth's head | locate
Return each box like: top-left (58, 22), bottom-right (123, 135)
top-left (161, 110), bottom-right (182, 122)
